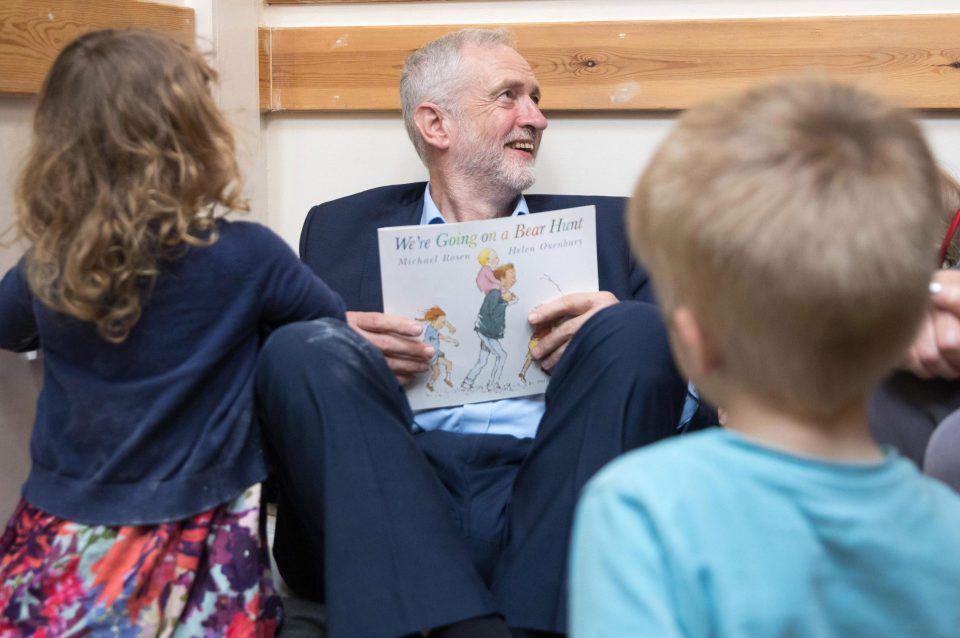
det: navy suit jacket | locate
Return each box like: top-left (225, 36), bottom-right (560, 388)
top-left (299, 182), bottom-right (654, 310)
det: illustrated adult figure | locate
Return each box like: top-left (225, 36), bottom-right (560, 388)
top-left (257, 28), bottom-right (701, 638)
top-left (463, 263), bottom-right (518, 391)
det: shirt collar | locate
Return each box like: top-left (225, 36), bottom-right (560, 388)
top-left (420, 183), bottom-right (529, 225)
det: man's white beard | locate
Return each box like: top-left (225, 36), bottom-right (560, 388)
top-left (454, 123), bottom-right (537, 195)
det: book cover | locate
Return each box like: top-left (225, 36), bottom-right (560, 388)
top-left (378, 205), bottom-right (598, 410)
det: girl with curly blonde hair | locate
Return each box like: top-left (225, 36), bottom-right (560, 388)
top-left (0, 29), bottom-right (344, 635)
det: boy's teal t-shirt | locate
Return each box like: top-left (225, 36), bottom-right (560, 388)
top-left (570, 428), bottom-right (960, 638)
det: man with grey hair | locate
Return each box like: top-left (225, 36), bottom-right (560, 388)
top-left (258, 28), bottom-right (701, 638)
top-left (399, 29), bottom-right (539, 201)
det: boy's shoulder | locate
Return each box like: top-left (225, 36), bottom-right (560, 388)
top-left (586, 427), bottom-right (960, 529)
top-left (593, 427), bottom-right (730, 477)
top-left (584, 427), bottom-right (736, 510)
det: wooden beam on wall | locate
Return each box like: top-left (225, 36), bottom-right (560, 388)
top-left (259, 15), bottom-right (960, 113)
top-left (268, 1), bottom-right (453, 3)
top-left (0, 0), bottom-right (195, 96)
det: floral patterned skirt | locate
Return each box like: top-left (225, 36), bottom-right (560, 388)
top-left (0, 484), bottom-right (280, 637)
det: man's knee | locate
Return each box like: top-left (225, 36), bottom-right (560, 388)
top-left (586, 298), bottom-right (663, 329)
top-left (258, 317), bottom-right (374, 384)
top-left (257, 317), bottom-right (408, 423)
top-left (574, 300), bottom-right (673, 366)
top-left (261, 317), bottom-right (357, 357)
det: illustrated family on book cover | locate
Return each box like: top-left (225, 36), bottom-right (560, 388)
top-left (378, 206), bottom-right (599, 410)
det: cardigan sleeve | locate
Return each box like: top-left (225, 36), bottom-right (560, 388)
top-left (249, 223), bottom-right (347, 328)
top-left (0, 259), bottom-right (40, 352)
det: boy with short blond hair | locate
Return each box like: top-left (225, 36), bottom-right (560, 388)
top-left (570, 78), bottom-right (960, 637)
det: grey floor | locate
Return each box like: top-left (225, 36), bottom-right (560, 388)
top-left (268, 508), bottom-right (328, 637)
top-left (278, 596), bottom-right (327, 638)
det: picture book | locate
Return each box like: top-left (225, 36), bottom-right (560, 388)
top-left (378, 205), bottom-right (598, 410)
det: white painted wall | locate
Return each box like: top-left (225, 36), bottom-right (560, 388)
top-left (188, 0), bottom-right (269, 223)
top-left (264, 0), bottom-right (960, 248)
top-left (0, 95), bottom-right (40, 521)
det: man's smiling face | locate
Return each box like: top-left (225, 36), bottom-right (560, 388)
top-left (449, 43), bottom-right (548, 195)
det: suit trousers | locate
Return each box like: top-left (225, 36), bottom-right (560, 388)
top-left (255, 301), bottom-right (686, 637)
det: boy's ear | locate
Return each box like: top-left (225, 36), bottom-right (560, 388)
top-left (670, 306), bottom-right (719, 380)
top-left (413, 102), bottom-right (451, 152)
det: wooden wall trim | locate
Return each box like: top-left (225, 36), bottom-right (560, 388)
top-left (0, 0), bottom-right (195, 96)
top-left (268, 1), bottom-right (454, 3)
top-left (259, 15), bottom-right (960, 113)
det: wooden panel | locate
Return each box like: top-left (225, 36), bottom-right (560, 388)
top-left (0, 0), bottom-right (195, 96)
top-left (259, 26), bottom-right (272, 112)
top-left (269, 1), bottom-right (455, 3)
top-left (259, 15), bottom-right (960, 112)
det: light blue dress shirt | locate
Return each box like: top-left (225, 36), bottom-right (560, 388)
top-left (412, 184), bottom-right (546, 439)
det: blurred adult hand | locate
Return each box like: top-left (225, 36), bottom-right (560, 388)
top-left (904, 270), bottom-right (960, 379)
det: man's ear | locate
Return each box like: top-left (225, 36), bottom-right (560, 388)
top-left (670, 306), bottom-right (719, 380)
top-left (413, 102), bottom-right (451, 152)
